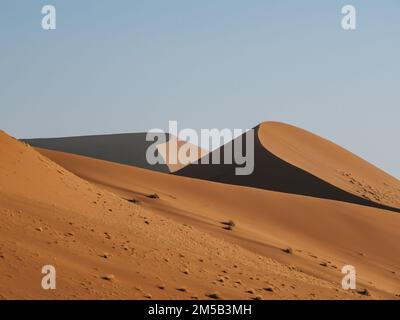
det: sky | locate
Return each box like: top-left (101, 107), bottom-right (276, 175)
top-left (1, 1), bottom-right (399, 178)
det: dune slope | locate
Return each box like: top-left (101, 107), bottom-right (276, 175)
top-left (259, 122), bottom-right (400, 209)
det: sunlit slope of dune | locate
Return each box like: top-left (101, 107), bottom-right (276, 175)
top-left (156, 135), bottom-right (208, 172)
top-left (175, 122), bottom-right (400, 213)
top-left (258, 122), bottom-right (400, 209)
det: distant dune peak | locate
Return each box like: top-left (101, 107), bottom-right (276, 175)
top-left (156, 135), bottom-right (208, 172)
top-left (175, 121), bottom-right (400, 213)
top-left (258, 121), bottom-right (400, 209)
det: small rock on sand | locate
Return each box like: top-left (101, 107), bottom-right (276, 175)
top-left (207, 292), bottom-right (222, 300)
top-left (101, 274), bottom-right (115, 281)
top-left (357, 288), bottom-right (370, 296)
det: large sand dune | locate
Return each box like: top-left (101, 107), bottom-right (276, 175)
top-left (36, 139), bottom-right (400, 299)
top-left (23, 132), bottom-right (207, 174)
top-left (0, 130), bottom-right (354, 299)
top-left (175, 122), bottom-right (400, 213)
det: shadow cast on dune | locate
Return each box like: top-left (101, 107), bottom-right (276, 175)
top-left (23, 133), bottom-right (170, 173)
top-left (175, 126), bottom-right (400, 214)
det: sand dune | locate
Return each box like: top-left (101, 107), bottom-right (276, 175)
top-left (259, 122), bottom-right (400, 209)
top-left (37, 144), bottom-right (400, 299)
top-left (23, 132), bottom-right (207, 174)
top-left (175, 122), bottom-right (400, 213)
top-left (0, 130), bottom-right (352, 299)
top-left (156, 135), bottom-right (208, 172)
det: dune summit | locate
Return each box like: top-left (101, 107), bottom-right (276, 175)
top-left (175, 122), bottom-right (400, 213)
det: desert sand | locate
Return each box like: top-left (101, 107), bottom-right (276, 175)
top-left (1, 122), bottom-right (400, 300)
top-left (156, 135), bottom-right (208, 172)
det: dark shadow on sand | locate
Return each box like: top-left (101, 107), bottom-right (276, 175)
top-left (23, 132), bottom-right (170, 173)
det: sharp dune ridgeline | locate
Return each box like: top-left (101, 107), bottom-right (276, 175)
top-left (175, 122), bottom-right (400, 213)
top-left (1, 121), bottom-right (400, 299)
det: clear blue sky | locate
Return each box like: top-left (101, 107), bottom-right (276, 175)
top-left (1, 1), bottom-right (399, 178)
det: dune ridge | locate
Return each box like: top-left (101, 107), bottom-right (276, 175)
top-left (175, 122), bottom-right (400, 213)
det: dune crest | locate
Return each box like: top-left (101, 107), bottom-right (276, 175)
top-left (258, 122), bottom-right (400, 209)
top-left (175, 122), bottom-right (400, 213)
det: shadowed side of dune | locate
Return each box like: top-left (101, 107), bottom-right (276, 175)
top-left (23, 133), bottom-right (170, 173)
top-left (175, 126), bottom-right (400, 213)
